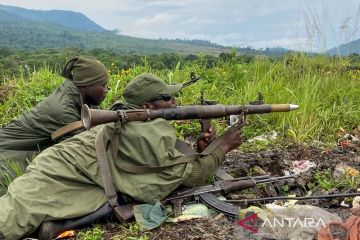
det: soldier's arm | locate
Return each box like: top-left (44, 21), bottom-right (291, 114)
top-left (183, 126), bottom-right (243, 187)
top-left (182, 146), bottom-right (225, 187)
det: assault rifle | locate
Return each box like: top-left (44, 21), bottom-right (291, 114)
top-left (38, 174), bottom-right (360, 239)
top-left (81, 103), bottom-right (299, 129)
top-left (37, 174), bottom-right (298, 240)
top-left (164, 174), bottom-right (298, 217)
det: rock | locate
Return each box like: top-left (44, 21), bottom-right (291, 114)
top-left (352, 196), bottom-right (360, 209)
top-left (333, 163), bottom-right (359, 179)
top-left (264, 184), bottom-right (278, 197)
top-left (351, 126), bottom-right (360, 138)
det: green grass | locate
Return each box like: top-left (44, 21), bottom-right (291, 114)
top-left (2, 54), bottom-right (359, 143)
top-left (311, 168), bottom-right (360, 191)
top-left (112, 223), bottom-right (149, 240)
top-left (0, 53), bottom-right (359, 190)
top-left (0, 53), bottom-right (359, 239)
top-left (76, 225), bottom-right (104, 240)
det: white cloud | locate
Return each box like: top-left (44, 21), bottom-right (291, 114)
top-left (0, 0), bottom-right (359, 50)
top-left (132, 13), bottom-right (178, 28)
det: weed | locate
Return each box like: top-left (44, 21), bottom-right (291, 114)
top-left (313, 169), bottom-right (339, 191)
top-left (0, 159), bottom-right (28, 194)
top-left (112, 223), bottom-right (149, 240)
top-left (313, 168), bottom-right (360, 192)
top-left (76, 225), bottom-right (104, 240)
top-left (1, 54), bottom-right (359, 191)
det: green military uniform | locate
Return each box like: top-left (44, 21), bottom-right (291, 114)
top-left (0, 74), bottom-right (225, 239)
top-left (0, 79), bottom-right (83, 165)
top-left (0, 57), bottom-right (108, 166)
top-left (0, 120), bottom-right (225, 239)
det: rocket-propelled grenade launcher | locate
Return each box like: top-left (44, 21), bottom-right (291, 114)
top-left (81, 103), bottom-right (300, 130)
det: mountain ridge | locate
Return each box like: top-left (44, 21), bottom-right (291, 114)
top-left (0, 4), bottom-right (295, 56)
top-left (0, 4), bottom-right (235, 54)
top-left (327, 39), bottom-right (360, 56)
top-left (0, 4), bottom-right (105, 31)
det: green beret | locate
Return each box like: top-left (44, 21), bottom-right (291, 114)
top-left (61, 57), bottom-right (109, 87)
top-left (123, 73), bottom-right (183, 106)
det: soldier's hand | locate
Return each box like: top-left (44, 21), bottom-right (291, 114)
top-left (196, 127), bottom-right (216, 152)
top-left (218, 125), bottom-right (244, 153)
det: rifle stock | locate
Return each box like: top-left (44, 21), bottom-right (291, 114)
top-left (82, 103), bottom-right (299, 129)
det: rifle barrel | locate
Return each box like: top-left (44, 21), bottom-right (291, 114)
top-left (229, 175), bottom-right (270, 181)
top-left (224, 193), bottom-right (360, 203)
top-left (255, 174), bottom-right (298, 184)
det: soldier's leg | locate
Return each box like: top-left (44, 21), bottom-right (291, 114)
top-left (37, 202), bottom-right (115, 240)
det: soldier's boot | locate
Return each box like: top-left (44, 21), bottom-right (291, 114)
top-left (38, 202), bottom-right (114, 240)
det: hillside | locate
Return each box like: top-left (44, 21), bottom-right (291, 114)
top-left (0, 4), bottom-right (105, 31)
top-left (0, 4), bottom-right (234, 55)
top-left (0, 21), bottom-right (231, 54)
top-left (0, 4), bottom-right (294, 56)
top-left (327, 38), bottom-right (360, 56)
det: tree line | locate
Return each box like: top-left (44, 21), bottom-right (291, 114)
top-left (0, 48), bottom-right (256, 82)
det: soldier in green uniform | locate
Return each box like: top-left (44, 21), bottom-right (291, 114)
top-left (0, 57), bottom-right (109, 167)
top-left (0, 74), bottom-right (243, 240)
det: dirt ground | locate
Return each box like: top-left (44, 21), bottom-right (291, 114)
top-left (85, 138), bottom-right (360, 240)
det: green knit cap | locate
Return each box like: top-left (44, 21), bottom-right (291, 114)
top-left (123, 73), bottom-right (183, 106)
top-left (61, 57), bottom-right (109, 87)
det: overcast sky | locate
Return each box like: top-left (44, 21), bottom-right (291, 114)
top-left (1, 0), bottom-right (360, 51)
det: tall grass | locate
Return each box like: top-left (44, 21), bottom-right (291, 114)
top-left (1, 54), bottom-right (359, 140)
top-left (0, 54), bottom-right (359, 190)
top-left (0, 67), bottom-right (62, 124)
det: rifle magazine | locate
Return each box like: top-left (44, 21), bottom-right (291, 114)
top-left (198, 193), bottom-right (240, 219)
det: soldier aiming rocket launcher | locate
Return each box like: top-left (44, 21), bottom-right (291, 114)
top-left (39, 98), bottom-right (299, 237)
top-left (81, 70), bottom-right (299, 128)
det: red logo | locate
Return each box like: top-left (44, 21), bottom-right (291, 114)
top-left (236, 213), bottom-right (258, 233)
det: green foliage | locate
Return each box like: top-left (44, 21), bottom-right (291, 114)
top-left (1, 53), bottom-right (359, 141)
top-left (0, 5), bottom-right (105, 31)
top-left (76, 225), bottom-right (104, 240)
top-left (0, 69), bottom-right (62, 124)
top-left (0, 49), bottom-right (257, 83)
top-left (0, 159), bottom-right (28, 195)
top-left (312, 168), bottom-right (360, 191)
top-left (313, 169), bottom-right (339, 190)
top-left (0, 8), bottom-right (232, 57)
top-left (1, 52), bottom-right (359, 192)
top-left (112, 223), bottom-right (149, 240)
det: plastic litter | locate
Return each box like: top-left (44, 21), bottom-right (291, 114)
top-left (167, 203), bottom-right (216, 223)
top-left (55, 230), bottom-right (75, 239)
top-left (247, 130), bottom-right (278, 143)
top-left (337, 133), bottom-right (359, 147)
top-left (239, 204), bottom-right (342, 240)
top-left (291, 160), bottom-right (317, 174)
top-left (353, 197), bottom-right (360, 209)
top-left (333, 163), bottom-right (360, 179)
top-left (353, 189), bottom-right (360, 209)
